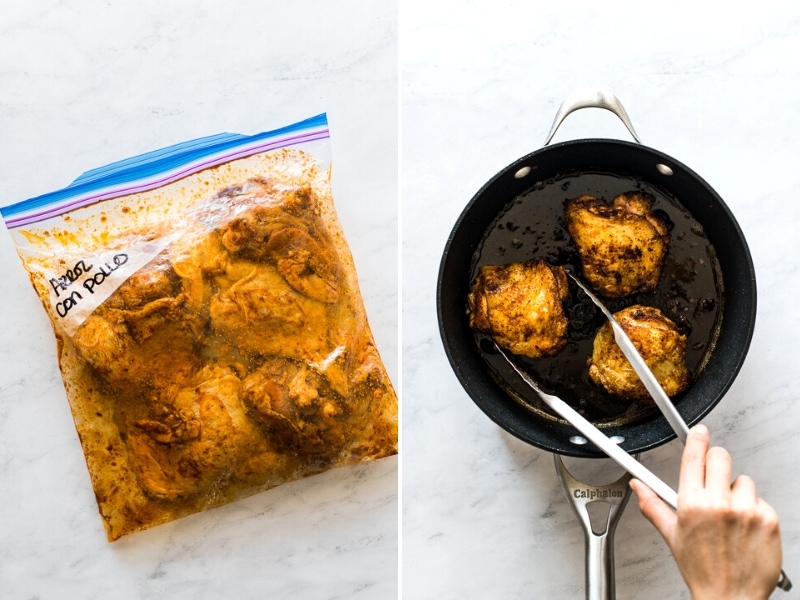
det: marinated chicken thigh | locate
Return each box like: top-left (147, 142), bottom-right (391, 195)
top-left (565, 191), bottom-right (669, 298)
top-left (125, 366), bottom-right (269, 501)
top-left (241, 357), bottom-right (349, 458)
top-left (468, 259), bottom-right (569, 358)
top-left (71, 263), bottom-right (199, 396)
top-left (588, 304), bottom-right (690, 402)
top-left (218, 180), bottom-right (341, 304)
top-left (59, 172), bottom-right (397, 539)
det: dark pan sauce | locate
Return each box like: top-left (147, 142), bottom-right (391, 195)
top-left (470, 171), bottom-right (724, 427)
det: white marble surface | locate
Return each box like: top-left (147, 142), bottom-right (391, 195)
top-left (402, 1), bottom-right (800, 598)
top-left (0, 2), bottom-right (397, 599)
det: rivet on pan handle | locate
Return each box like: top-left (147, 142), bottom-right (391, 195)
top-left (543, 89), bottom-right (642, 146)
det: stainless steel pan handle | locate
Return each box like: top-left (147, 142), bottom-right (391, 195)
top-left (543, 89), bottom-right (642, 146)
top-left (555, 454), bottom-right (635, 600)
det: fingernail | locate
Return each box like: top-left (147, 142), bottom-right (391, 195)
top-left (692, 423), bottom-right (709, 435)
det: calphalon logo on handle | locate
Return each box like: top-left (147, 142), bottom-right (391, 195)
top-left (573, 488), bottom-right (625, 500)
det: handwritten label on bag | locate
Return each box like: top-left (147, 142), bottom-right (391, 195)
top-left (50, 255), bottom-right (129, 318)
top-left (43, 231), bottom-right (180, 337)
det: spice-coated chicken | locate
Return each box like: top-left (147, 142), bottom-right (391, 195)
top-left (588, 304), bottom-right (690, 402)
top-left (65, 174), bottom-right (397, 540)
top-left (565, 191), bottom-right (669, 298)
top-left (468, 259), bottom-right (569, 358)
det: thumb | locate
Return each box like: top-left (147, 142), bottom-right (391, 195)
top-left (630, 478), bottom-right (677, 544)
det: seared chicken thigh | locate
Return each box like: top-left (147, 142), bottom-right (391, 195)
top-left (588, 304), bottom-right (690, 402)
top-left (468, 259), bottom-right (569, 358)
top-left (565, 191), bottom-right (669, 298)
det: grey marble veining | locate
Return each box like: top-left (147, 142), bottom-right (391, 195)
top-left (402, 1), bottom-right (800, 598)
top-left (0, 1), bottom-right (397, 599)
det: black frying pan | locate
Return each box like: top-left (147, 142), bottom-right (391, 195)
top-left (437, 91), bottom-right (756, 458)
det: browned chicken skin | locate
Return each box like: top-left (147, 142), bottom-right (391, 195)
top-left (588, 304), bottom-right (690, 402)
top-left (565, 191), bottom-right (669, 298)
top-left (468, 259), bottom-right (569, 358)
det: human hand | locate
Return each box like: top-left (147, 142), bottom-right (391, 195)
top-left (629, 424), bottom-right (783, 600)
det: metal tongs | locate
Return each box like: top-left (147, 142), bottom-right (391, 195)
top-left (495, 271), bottom-right (792, 592)
top-left (566, 272), bottom-right (690, 443)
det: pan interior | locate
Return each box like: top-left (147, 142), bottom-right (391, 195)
top-left (470, 171), bottom-right (724, 428)
top-left (438, 139), bottom-right (755, 457)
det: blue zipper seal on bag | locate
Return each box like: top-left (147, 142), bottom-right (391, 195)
top-left (2, 113), bottom-right (329, 229)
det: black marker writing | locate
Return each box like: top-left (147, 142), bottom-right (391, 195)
top-left (49, 259), bottom-right (93, 298)
top-left (82, 253), bottom-right (129, 294)
top-left (55, 289), bottom-right (83, 318)
top-left (50, 253), bottom-right (130, 320)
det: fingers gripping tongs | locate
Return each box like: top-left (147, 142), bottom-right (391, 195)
top-left (494, 271), bottom-right (792, 592)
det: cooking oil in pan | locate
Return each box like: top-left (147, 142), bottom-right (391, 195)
top-left (471, 171), bottom-right (723, 427)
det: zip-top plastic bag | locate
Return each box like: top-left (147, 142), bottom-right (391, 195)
top-left (1, 114), bottom-right (397, 540)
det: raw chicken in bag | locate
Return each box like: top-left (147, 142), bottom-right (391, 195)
top-left (1, 114), bottom-right (397, 540)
